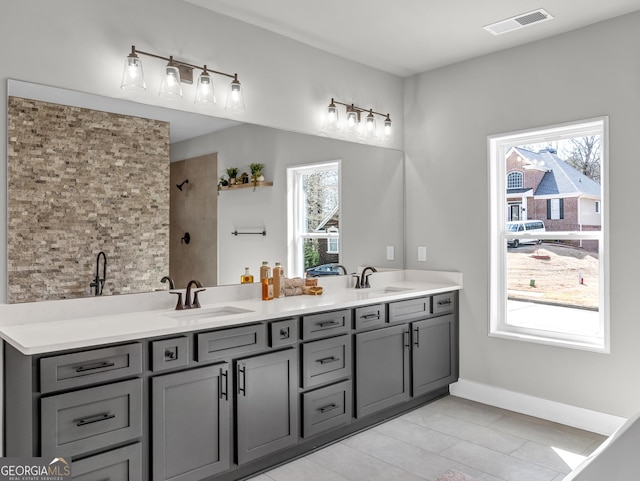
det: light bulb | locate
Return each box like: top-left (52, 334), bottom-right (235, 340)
top-left (225, 75), bottom-right (245, 112)
top-left (326, 99), bottom-right (339, 130)
top-left (158, 57), bottom-right (182, 99)
top-left (195, 68), bottom-right (216, 105)
top-left (120, 47), bottom-right (146, 91)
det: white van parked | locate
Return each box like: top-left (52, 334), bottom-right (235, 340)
top-left (506, 220), bottom-right (545, 248)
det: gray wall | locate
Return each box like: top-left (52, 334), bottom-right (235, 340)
top-left (404, 11), bottom-right (640, 417)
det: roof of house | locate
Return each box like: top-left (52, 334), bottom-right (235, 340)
top-left (511, 147), bottom-right (601, 198)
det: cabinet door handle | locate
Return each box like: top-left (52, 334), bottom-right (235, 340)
top-left (220, 368), bottom-right (228, 401)
top-left (318, 320), bottom-right (340, 328)
top-left (414, 326), bottom-right (420, 347)
top-left (316, 356), bottom-right (339, 365)
top-left (238, 364), bottom-right (246, 396)
top-left (404, 329), bottom-right (410, 348)
top-left (75, 361), bottom-right (115, 373)
top-left (75, 412), bottom-right (115, 427)
top-left (361, 313), bottom-right (380, 320)
top-left (318, 403), bottom-right (340, 414)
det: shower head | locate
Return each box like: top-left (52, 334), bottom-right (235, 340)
top-left (176, 179), bottom-right (189, 191)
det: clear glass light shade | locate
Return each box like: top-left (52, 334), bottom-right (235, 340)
top-left (194, 71), bottom-right (216, 105)
top-left (383, 117), bottom-right (393, 140)
top-left (326, 102), bottom-right (339, 130)
top-left (121, 55), bottom-right (146, 91)
top-left (225, 77), bottom-right (245, 112)
top-left (346, 110), bottom-right (359, 134)
top-left (158, 62), bottom-right (182, 99)
top-left (364, 111), bottom-right (377, 138)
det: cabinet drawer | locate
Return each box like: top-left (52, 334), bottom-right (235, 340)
top-left (301, 335), bottom-right (351, 388)
top-left (388, 296), bottom-right (431, 323)
top-left (354, 304), bottom-right (386, 330)
top-left (151, 336), bottom-right (189, 372)
top-left (301, 310), bottom-right (351, 340)
top-left (41, 378), bottom-right (142, 458)
top-left (302, 380), bottom-right (352, 438)
top-left (269, 318), bottom-right (298, 348)
top-left (72, 443), bottom-right (142, 481)
top-left (40, 343), bottom-right (142, 394)
top-left (196, 324), bottom-right (266, 362)
top-left (433, 292), bottom-right (455, 315)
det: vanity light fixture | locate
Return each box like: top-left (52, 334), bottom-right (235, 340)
top-left (120, 45), bottom-right (245, 111)
top-left (326, 98), bottom-right (392, 140)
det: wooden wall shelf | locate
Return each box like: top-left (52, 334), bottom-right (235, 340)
top-left (219, 181), bottom-right (273, 191)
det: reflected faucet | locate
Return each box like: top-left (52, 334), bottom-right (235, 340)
top-left (335, 265), bottom-right (348, 275)
top-left (90, 251), bottom-right (107, 296)
top-left (359, 266), bottom-right (378, 289)
top-left (160, 276), bottom-right (175, 290)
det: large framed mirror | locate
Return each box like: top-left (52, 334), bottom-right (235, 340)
top-left (7, 79), bottom-right (404, 303)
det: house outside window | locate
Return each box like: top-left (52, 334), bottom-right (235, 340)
top-left (489, 118), bottom-right (608, 352)
top-left (287, 161), bottom-right (340, 277)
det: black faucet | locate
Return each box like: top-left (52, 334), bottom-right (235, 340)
top-left (160, 276), bottom-right (175, 290)
top-left (89, 251), bottom-right (107, 296)
top-left (359, 266), bottom-right (378, 288)
top-left (184, 279), bottom-right (205, 309)
top-left (335, 265), bottom-right (348, 275)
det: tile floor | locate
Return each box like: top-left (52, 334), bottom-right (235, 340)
top-left (247, 396), bottom-right (606, 481)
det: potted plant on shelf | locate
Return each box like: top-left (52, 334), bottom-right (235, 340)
top-left (226, 167), bottom-right (239, 185)
top-left (249, 163), bottom-right (266, 188)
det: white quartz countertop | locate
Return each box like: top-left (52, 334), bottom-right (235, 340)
top-left (0, 270), bottom-right (462, 355)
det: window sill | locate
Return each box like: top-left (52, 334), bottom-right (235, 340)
top-left (489, 329), bottom-right (608, 354)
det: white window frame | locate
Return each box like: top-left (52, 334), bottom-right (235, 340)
top-left (488, 118), bottom-right (609, 353)
top-left (287, 160), bottom-right (341, 278)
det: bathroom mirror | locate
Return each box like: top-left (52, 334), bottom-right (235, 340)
top-left (6, 79), bottom-right (404, 303)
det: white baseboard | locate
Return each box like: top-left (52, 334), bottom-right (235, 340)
top-left (450, 379), bottom-right (626, 436)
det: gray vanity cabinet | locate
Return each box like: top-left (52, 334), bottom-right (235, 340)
top-left (411, 313), bottom-right (458, 397)
top-left (151, 364), bottom-right (230, 481)
top-left (354, 323), bottom-right (410, 418)
top-left (236, 348), bottom-right (299, 465)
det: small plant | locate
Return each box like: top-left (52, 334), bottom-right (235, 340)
top-left (217, 176), bottom-right (229, 191)
top-left (249, 163), bottom-right (266, 188)
top-left (226, 167), bottom-right (239, 179)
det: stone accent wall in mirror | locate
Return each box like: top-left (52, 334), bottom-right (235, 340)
top-left (7, 96), bottom-right (170, 303)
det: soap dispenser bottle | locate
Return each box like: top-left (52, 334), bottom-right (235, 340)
top-left (240, 267), bottom-right (254, 284)
top-left (260, 261), bottom-right (271, 281)
top-left (273, 262), bottom-right (284, 298)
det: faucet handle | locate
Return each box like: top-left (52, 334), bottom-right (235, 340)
top-left (364, 274), bottom-right (373, 288)
top-left (351, 274), bottom-right (361, 289)
top-left (170, 291), bottom-right (184, 310)
top-left (192, 289), bottom-right (206, 308)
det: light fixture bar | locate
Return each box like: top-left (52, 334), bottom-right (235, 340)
top-left (326, 98), bottom-right (392, 140)
top-left (129, 46), bottom-right (236, 83)
top-left (330, 99), bottom-right (390, 121)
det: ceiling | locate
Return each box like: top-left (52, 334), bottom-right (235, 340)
top-left (185, 0), bottom-right (640, 77)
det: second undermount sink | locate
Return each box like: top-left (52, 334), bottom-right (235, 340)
top-left (166, 306), bottom-right (253, 321)
top-left (356, 286), bottom-right (413, 296)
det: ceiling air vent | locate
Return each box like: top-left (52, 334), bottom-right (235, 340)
top-left (483, 9), bottom-right (553, 36)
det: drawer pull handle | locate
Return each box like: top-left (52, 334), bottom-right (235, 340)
top-left (75, 361), bottom-right (116, 373)
top-left (361, 313), bottom-right (380, 320)
top-left (75, 412), bottom-right (115, 427)
top-left (317, 356), bottom-right (339, 365)
top-left (318, 403), bottom-right (340, 414)
top-left (438, 299), bottom-right (452, 306)
top-left (317, 320), bottom-right (340, 328)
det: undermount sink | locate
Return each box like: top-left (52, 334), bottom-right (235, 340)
top-left (356, 286), bottom-right (413, 295)
top-left (166, 306), bottom-right (253, 321)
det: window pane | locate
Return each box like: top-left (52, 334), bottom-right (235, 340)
top-left (302, 170), bottom-right (339, 233)
top-left (506, 241), bottom-right (600, 335)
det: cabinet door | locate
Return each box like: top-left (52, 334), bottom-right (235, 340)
top-left (412, 314), bottom-right (458, 397)
top-left (151, 364), bottom-right (230, 481)
top-left (355, 324), bottom-right (410, 418)
top-left (236, 349), bottom-right (298, 465)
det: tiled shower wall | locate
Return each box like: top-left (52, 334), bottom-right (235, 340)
top-left (7, 96), bottom-right (170, 303)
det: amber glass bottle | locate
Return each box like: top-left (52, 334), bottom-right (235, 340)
top-left (240, 267), bottom-right (254, 284)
